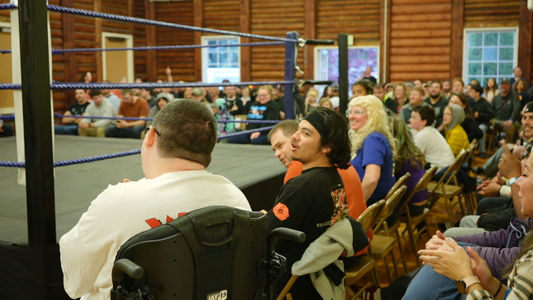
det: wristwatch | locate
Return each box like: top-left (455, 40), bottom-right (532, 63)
top-left (456, 276), bottom-right (480, 294)
top-left (508, 177), bottom-right (519, 185)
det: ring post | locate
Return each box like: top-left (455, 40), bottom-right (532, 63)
top-left (284, 31), bottom-right (298, 120)
top-left (338, 34), bottom-right (349, 117)
top-left (18, 0), bottom-right (56, 246)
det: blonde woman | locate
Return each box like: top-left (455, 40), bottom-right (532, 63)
top-left (348, 95), bottom-right (396, 204)
top-left (304, 89), bottom-right (319, 115)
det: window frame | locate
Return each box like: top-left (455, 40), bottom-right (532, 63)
top-left (313, 45), bottom-right (380, 96)
top-left (462, 27), bottom-right (518, 86)
top-left (201, 35), bottom-right (241, 84)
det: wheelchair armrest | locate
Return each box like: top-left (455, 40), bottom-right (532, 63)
top-left (267, 228), bottom-right (306, 254)
top-left (112, 258), bottom-right (144, 282)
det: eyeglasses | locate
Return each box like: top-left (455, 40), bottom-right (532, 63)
top-left (345, 109), bottom-right (365, 117)
top-left (143, 126), bottom-right (161, 137)
top-left (257, 94), bottom-right (269, 98)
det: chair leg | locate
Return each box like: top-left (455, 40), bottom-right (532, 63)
top-left (395, 228), bottom-right (408, 273)
top-left (383, 255), bottom-right (393, 283)
top-left (405, 221), bottom-right (421, 267)
top-left (389, 247), bottom-right (400, 279)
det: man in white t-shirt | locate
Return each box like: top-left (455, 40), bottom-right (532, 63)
top-left (59, 100), bottom-right (251, 300)
top-left (410, 105), bottom-right (455, 171)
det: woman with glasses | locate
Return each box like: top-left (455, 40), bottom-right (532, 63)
top-left (347, 95), bottom-right (396, 205)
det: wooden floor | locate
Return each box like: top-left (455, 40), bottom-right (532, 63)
top-left (366, 150), bottom-right (489, 288)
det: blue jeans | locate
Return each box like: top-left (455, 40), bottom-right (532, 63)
top-left (105, 125), bottom-right (145, 139)
top-left (478, 124), bottom-right (488, 154)
top-left (227, 132), bottom-right (269, 145)
top-left (402, 242), bottom-right (477, 300)
top-left (55, 124), bottom-right (79, 135)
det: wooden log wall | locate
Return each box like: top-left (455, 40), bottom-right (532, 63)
top-left (0, 0), bottom-right (532, 112)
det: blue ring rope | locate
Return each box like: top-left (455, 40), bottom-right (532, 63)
top-left (0, 126), bottom-right (275, 168)
top-left (0, 3), bottom-right (16, 10)
top-left (47, 5), bottom-right (298, 43)
top-left (0, 42), bottom-right (286, 55)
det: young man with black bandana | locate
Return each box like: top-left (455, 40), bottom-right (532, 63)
top-left (267, 107), bottom-right (352, 299)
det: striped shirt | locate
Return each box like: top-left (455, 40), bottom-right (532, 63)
top-left (468, 248), bottom-right (533, 300)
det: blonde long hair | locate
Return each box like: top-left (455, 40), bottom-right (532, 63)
top-left (348, 95), bottom-right (396, 154)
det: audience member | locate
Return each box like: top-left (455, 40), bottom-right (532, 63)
top-left (410, 106), bottom-right (455, 170)
top-left (227, 85), bottom-right (280, 145)
top-left (55, 89), bottom-right (90, 135)
top-left (140, 88), bottom-right (156, 107)
top-left (0, 118), bottom-right (13, 137)
top-left (399, 86), bottom-right (428, 125)
top-left (266, 108), bottom-right (358, 299)
top-left (443, 104), bottom-right (470, 157)
top-left (424, 81), bottom-right (449, 130)
top-left (389, 116), bottom-right (429, 220)
top-left (101, 82), bottom-right (121, 114)
top-left (329, 84), bottom-right (340, 109)
top-left (484, 78), bottom-right (499, 103)
top-left (78, 89), bottom-right (116, 138)
top-left (105, 89), bottom-right (149, 139)
top-left (304, 89), bottom-right (319, 115)
top-left (59, 100), bottom-right (251, 300)
top-left (514, 78), bottom-right (530, 109)
top-left (441, 80), bottom-right (452, 100)
top-left (348, 95), bottom-right (396, 204)
top-left (318, 97), bottom-right (333, 109)
top-left (267, 120), bottom-right (371, 260)
top-left (224, 85), bottom-right (243, 116)
top-left (452, 78), bottom-right (477, 114)
top-left (373, 84), bottom-right (397, 113)
top-left (392, 83), bottom-right (409, 112)
top-left (510, 66), bottom-right (528, 88)
top-left (492, 78), bottom-right (521, 143)
top-left (358, 66), bottom-right (377, 85)
top-left (409, 144), bottom-right (533, 300)
top-left (351, 80), bottom-right (374, 99)
top-left (448, 93), bottom-right (483, 142)
top-left (146, 93), bottom-right (170, 127)
top-left (470, 84), bottom-right (495, 158)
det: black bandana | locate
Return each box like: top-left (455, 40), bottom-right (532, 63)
top-left (304, 111), bottom-right (328, 138)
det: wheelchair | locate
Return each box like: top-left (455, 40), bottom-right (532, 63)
top-left (111, 206), bottom-right (304, 300)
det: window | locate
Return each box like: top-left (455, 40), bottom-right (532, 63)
top-left (463, 28), bottom-right (518, 86)
top-left (314, 46), bottom-right (379, 96)
top-left (201, 36), bottom-right (240, 84)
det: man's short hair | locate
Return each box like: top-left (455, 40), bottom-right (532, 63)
top-left (413, 105), bottom-right (435, 126)
top-left (151, 100), bottom-right (217, 168)
top-left (89, 89), bottom-right (102, 97)
top-left (430, 80), bottom-right (443, 89)
top-left (268, 119), bottom-right (298, 142)
top-left (471, 84), bottom-right (483, 95)
top-left (121, 89), bottom-right (133, 96)
top-left (352, 80), bottom-right (374, 95)
top-left (411, 86), bottom-right (425, 96)
top-left (452, 77), bottom-right (464, 87)
top-left (310, 107), bottom-right (351, 169)
top-left (142, 87), bottom-right (153, 95)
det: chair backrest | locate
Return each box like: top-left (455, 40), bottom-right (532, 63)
top-left (373, 186), bottom-right (407, 233)
top-left (398, 166), bottom-right (438, 215)
top-left (356, 200), bottom-right (386, 232)
top-left (384, 173), bottom-right (411, 201)
top-left (111, 206), bottom-right (273, 300)
top-left (434, 150), bottom-right (467, 187)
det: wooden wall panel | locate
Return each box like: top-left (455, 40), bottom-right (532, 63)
top-left (249, 0), bottom-right (305, 82)
top-left (154, 1), bottom-right (195, 82)
top-left (464, 0), bottom-right (520, 27)
top-left (389, 0), bottom-right (452, 82)
top-left (133, 0), bottom-right (147, 80)
top-left (73, 0), bottom-right (96, 78)
top-left (203, 0), bottom-right (240, 32)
